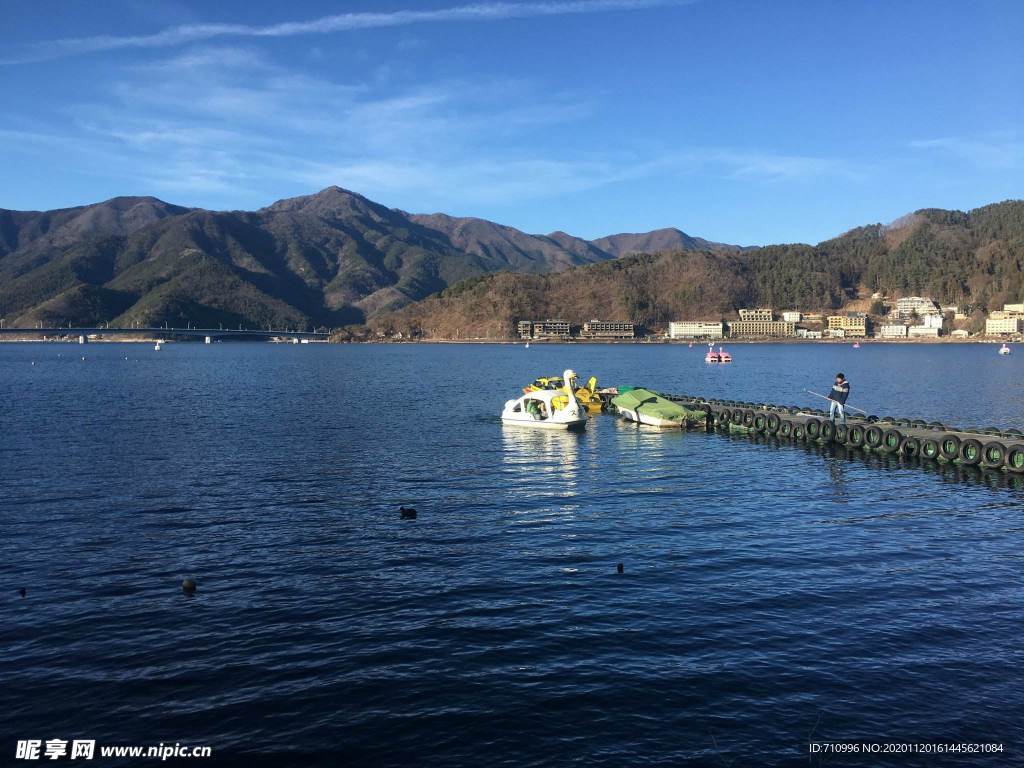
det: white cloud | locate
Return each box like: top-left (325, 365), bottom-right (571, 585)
top-left (2, 0), bottom-right (692, 64)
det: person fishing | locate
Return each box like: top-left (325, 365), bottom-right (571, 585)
top-left (827, 372), bottom-right (850, 424)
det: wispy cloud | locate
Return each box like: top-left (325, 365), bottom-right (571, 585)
top-left (2, 0), bottom-right (691, 65)
top-left (1, 40), bottom-right (856, 214)
top-left (910, 133), bottom-right (1024, 170)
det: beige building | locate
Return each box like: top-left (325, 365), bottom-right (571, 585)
top-left (531, 320), bottom-right (571, 339)
top-left (668, 321), bottom-right (724, 339)
top-left (781, 311), bottom-right (802, 323)
top-left (738, 308), bottom-right (774, 322)
top-left (908, 326), bottom-right (940, 338)
top-left (581, 320), bottom-right (634, 339)
top-left (517, 321), bottom-right (534, 339)
top-left (827, 314), bottom-right (868, 337)
top-left (986, 317), bottom-right (1022, 335)
top-left (727, 320), bottom-right (795, 338)
top-left (1004, 303), bottom-right (1024, 314)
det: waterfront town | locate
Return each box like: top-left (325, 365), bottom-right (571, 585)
top-left (516, 297), bottom-right (1024, 342)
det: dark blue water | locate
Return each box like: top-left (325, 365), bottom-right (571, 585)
top-left (3, 342), bottom-right (1023, 766)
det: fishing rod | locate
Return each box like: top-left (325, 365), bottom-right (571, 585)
top-left (805, 389), bottom-right (868, 415)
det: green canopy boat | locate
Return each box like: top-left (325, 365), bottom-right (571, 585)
top-left (611, 388), bottom-right (707, 428)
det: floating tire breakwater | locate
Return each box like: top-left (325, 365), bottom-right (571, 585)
top-left (660, 393), bottom-right (1024, 473)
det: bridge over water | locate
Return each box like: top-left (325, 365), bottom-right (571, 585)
top-left (0, 326), bottom-right (332, 342)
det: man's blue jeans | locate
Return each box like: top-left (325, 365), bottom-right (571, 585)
top-left (829, 400), bottom-right (846, 424)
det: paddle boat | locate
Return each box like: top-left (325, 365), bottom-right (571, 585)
top-left (611, 388), bottom-right (707, 428)
top-left (573, 375), bottom-right (605, 413)
top-left (853, 342), bottom-right (861, 349)
top-left (705, 344), bottom-right (732, 363)
top-left (523, 375), bottom-right (565, 394)
top-left (502, 368), bottom-right (587, 430)
top-left (999, 343), bottom-right (1011, 355)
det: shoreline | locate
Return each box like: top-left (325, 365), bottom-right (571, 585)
top-left (2, 336), bottom-right (1016, 346)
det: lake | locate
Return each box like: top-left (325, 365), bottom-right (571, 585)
top-left (3, 342), bottom-right (1023, 766)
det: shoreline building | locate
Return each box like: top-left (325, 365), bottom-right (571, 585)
top-left (781, 311), bottom-right (802, 323)
top-left (986, 316), bottom-right (1023, 335)
top-left (668, 321), bottom-right (724, 339)
top-left (518, 319), bottom-right (572, 340)
top-left (879, 324), bottom-right (908, 338)
top-left (727, 319), bottom-right (796, 338)
top-left (580, 320), bottom-right (635, 339)
top-left (827, 313), bottom-right (868, 338)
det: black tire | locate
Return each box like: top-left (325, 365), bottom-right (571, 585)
top-left (754, 413), bottom-right (768, 432)
top-left (881, 428), bottom-right (903, 452)
top-left (716, 410), bottom-right (730, 425)
top-left (880, 416), bottom-right (895, 424)
top-left (866, 415), bottom-right (879, 423)
top-left (1004, 429), bottom-right (1023, 437)
top-left (732, 408), bottom-right (744, 424)
top-left (982, 441), bottom-right (1007, 469)
top-left (940, 434), bottom-right (961, 460)
top-left (911, 419), bottom-right (927, 428)
top-left (1006, 445), bottom-right (1024, 473)
top-left (847, 425), bottom-right (865, 447)
top-left (959, 438), bottom-right (983, 466)
top-left (793, 423), bottom-right (806, 440)
top-left (743, 410), bottom-right (756, 427)
top-left (766, 413), bottom-right (781, 434)
top-left (820, 420), bottom-right (835, 442)
top-left (805, 418), bottom-right (821, 439)
top-left (834, 423), bottom-right (848, 443)
top-left (901, 436), bottom-right (921, 457)
top-left (780, 420), bottom-right (794, 438)
top-left (928, 421), bottom-right (945, 431)
top-left (865, 425), bottom-right (884, 448)
top-left (922, 438), bottom-right (941, 460)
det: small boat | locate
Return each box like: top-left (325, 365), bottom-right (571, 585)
top-left (574, 375), bottom-right (604, 413)
top-left (853, 342), bottom-right (861, 349)
top-left (525, 342), bottom-right (530, 349)
top-left (999, 343), bottom-right (1011, 355)
top-left (706, 345), bottom-right (731, 363)
top-left (523, 375), bottom-right (565, 394)
top-left (611, 388), bottom-right (707, 428)
top-left (154, 340), bottom-right (163, 351)
top-left (502, 368), bottom-right (587, 430)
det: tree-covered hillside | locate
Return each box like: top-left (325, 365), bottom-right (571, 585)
top-left (372, 201), bottom-right (1024, 338)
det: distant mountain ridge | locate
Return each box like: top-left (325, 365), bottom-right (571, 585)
top-left (0, 187), bottom-right (732, 329)
top-left (592, 227), bottom-right (742, 257)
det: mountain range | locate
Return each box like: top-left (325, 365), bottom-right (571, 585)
top-left (0, 187), bottom-right (739, 330)
top-left (374, 200), bottom-right (1024, 339)
top-left (2, 188), bottom-right (1023, 336)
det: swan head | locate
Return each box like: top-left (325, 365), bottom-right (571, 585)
top-left (563, 368), bottom-right (578, 384)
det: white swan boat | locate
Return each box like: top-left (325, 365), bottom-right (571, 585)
top-left (501, 368), bottom-right (587, 430)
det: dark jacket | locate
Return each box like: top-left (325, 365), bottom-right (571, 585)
top-left (828, 380), bottom-right (850, 404)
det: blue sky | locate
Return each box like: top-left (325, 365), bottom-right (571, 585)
top-left (2, 0), bottom-right (1022, 244)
